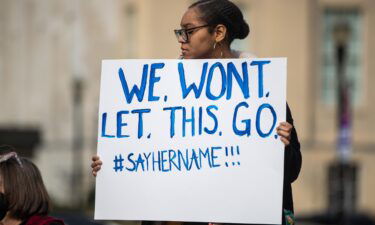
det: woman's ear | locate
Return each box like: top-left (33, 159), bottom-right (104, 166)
top-left (214, 24), bottom-right (227, 42)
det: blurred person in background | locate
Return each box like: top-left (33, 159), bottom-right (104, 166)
top-left (92, 0), bottom-right (302, 224)
top-left (0, 147), bottom-right (65, 225)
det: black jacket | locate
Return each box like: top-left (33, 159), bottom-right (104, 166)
top-left (283, 103), bottom-right (302, 213)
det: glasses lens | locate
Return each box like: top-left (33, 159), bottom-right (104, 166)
top-left (174, 29), bottom-right (188, 42)
top-left (174, 30), bottom-right (180, 41)
top-left (181, 30), bottom-right (188, 42)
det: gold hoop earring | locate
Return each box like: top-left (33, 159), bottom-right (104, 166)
top-left (217, 42), bottom-right (223, 58)
top-left (213, 42), bottom-right (223, 58)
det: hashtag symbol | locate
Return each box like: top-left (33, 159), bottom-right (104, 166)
top-left (113, 154), bottom-right (124, 172)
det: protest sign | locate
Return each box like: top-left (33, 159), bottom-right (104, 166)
top-left (95, 58), bottom-right (287, 224)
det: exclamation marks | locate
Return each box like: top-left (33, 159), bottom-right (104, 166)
top-left (225, 145), bottom-right (241, 167)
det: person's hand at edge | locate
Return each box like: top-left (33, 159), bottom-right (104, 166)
top-left (91, 155), bottom-right (102, 177)
top-left (276, 122), bottom-right (293, 146)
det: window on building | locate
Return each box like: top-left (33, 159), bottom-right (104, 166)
top-left (321, 9), bottom-right (363, 106)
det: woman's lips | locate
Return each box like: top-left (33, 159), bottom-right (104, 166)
top-left (181, 46), bottom-right (189, 52)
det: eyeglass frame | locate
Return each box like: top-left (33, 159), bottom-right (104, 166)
top-left (174, 24), bottom-right (212, 43)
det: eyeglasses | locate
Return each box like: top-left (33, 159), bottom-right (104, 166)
top-left (174, 24), bottom-right (211, 43)
top-left (0, 152), bottom-right (23, 167)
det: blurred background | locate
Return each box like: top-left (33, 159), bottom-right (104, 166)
top-left (0, 0), bottom-right (374, 224)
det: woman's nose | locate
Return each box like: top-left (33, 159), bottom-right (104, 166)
top-left (177, 35), bottom-right (186, 43)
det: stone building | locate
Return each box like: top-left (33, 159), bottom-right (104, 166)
top-left (0, 0), bottom-right (374, 218)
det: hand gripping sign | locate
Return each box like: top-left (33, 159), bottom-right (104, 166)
top-left (95, 58), bottom-right (287, 224)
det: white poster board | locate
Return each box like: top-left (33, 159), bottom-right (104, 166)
top-left (95, 58), bottom-right (287, 224)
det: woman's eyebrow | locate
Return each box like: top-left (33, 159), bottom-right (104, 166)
top-left (181, 23), bottom-right (194, 28)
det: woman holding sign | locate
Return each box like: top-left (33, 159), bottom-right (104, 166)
top-left (92, 0), bottom-right (301, 224)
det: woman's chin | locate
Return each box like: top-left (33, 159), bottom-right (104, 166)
top-left (180, 53), bottom-right (188, 59)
